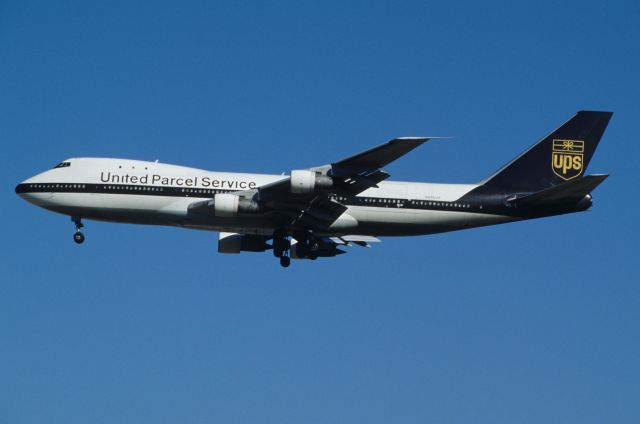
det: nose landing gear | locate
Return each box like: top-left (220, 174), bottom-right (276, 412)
top-left (72, 217), bottom-right (85, 244)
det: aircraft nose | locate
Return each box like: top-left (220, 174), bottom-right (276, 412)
top-left (15, 179), bottom-right (50, 208)
top-left (15, 181), bottom-right (28, 196)
top-left (15, 178), bottom-right (42, 204)
top-left (15, 169), bottom-right (60, 208)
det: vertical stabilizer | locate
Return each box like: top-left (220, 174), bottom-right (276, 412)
top-left (482, 111), bottom-right (612, 191)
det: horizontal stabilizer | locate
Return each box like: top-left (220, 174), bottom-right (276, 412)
top-left (513, 174), bottom-right (608, 207)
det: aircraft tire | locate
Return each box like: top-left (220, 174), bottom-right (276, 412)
top-left (73, 231), bottom-right (85, 244)
top-left (280, 256), bottom-right (291, 268)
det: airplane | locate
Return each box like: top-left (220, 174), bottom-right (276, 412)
top-left (15, 111), bottom-right (612, 267)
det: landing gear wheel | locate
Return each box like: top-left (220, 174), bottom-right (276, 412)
top-left (293, 231), bottom-right (317, 259)
top-left (73, 231), bottom-right (85, 244)
top-left (280, 256), bottom-right (291, 268)
top-left (71, 217), bottom-right (85, 244)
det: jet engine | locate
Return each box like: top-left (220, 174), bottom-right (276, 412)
top-left (218, 232), bottom-right (270, 253)
top-left (213, 193), bottom-right (261, 217)
top-left (290, 170), bottom-right (333, 194)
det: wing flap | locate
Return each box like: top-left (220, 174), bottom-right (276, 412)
top-left (325, 235), bottom-right (382, 248)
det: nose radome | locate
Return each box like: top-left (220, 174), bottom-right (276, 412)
top-left (15, 180), bottom-right (29, 195)
top-left (15, 172), bottom-right (48, 198)
top-left (15, 175), bottom-right (51, 208)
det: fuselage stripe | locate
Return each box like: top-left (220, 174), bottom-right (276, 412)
top-left (15, 182), bottom-right (483, 213)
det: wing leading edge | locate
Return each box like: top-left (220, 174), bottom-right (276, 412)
top-left (257, 136), bottom-right (432, 200)
top-left (253, 137), bottom-right (433, 227)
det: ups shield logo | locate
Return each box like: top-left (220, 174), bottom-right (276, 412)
top-left (552, 139), bottom-right (584, 180)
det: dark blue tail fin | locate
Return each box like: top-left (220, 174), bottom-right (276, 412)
top-left (482, 111), bottom-right (612, 191)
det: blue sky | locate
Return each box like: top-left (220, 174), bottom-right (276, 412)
top-left (1, 1), bottom-right (639, 423)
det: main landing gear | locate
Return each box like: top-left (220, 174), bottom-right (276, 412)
top-left (272, 230), bottom-right (320, 267)
top-left (72, 216), bottom-right (85, 244)
top-left (272, 229), bottom-right (291, 268)
top-left (293, 232), bottom-right (319, 261)
top-left (280, 255), bottom-right (291, 268)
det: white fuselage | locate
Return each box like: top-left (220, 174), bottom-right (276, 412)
top-left (17, 158), bottom-right (516, 236)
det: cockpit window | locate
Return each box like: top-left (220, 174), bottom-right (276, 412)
top-left (53, 162), bottom-right (71, 169)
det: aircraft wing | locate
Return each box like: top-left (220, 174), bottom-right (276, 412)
top-left (332, 137), bottom-right (429, 170)
top-left (243, 137), bottom-right (431, 226)
top-left (254, 137), bottom-right (429, 200)
top-left (190, 137), bottom-right (431, 229)
top-left (328, 137), bottom-right (430, 194)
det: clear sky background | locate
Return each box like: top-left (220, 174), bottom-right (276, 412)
top-left (1, 1), bottom-right (639, 423)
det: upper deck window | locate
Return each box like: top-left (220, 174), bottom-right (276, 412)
top-left (53, 162), bottom-right (71, 169)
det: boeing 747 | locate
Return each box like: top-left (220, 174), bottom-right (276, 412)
top-left (15, 111), bottom-right (612, 267)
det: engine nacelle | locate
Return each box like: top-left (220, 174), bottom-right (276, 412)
top-left (218, 232), bottom-right (270, 253)
top-left (213, 193), bottom-right (261, 217)
top-left (290, 170), bottom-right (333, 194)
top-left (214, 193), bottom-right (238, 217)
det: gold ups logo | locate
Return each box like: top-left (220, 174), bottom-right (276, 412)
top-left (552, 139), bottom-right (584, 180)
